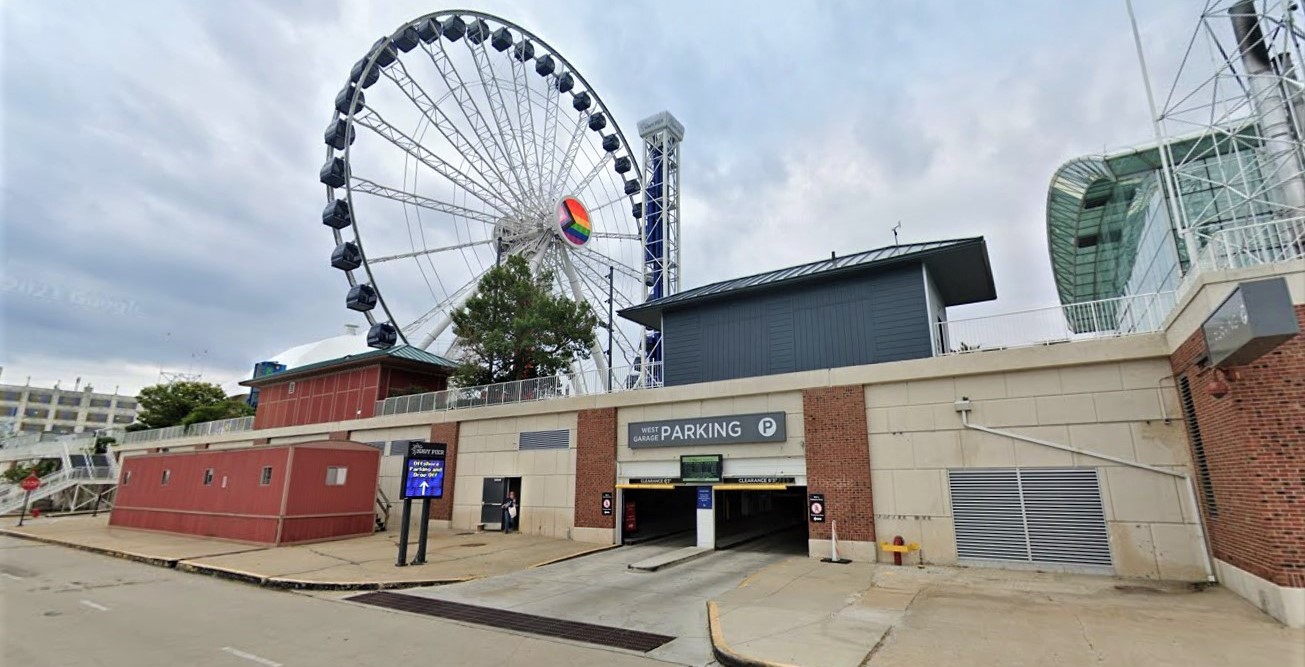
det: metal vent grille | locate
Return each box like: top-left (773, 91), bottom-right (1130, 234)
top-left (387, 440), bottom-right (410, 456)
top-left (1177, 376), bottom-right (1218, 516)
top-left (519, 429), bottom-right (569, 450)
top-left (949, 467), bottom-right (1111, 568)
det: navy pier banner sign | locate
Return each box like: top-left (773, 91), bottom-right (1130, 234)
top-left (401, 441), bottom-right (446, 499)
top-left (628, 412), bottom-right (786, 448)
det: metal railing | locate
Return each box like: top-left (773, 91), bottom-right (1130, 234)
top-left (938, 292), bottom-right (1176, 355)
top-left (121, 415), bottom-right (254, 445)
top-left (1178, 217), bottom-right (1305, 295)
top-left (0, 466), bottom-right (118, 514)
top-left (376, 362), bottom-right (664, 417)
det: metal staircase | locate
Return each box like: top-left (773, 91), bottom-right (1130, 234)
top-left (0, 466), bottom-right (118, 515)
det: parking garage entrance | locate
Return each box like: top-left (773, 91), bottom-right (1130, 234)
top-left (617, 477), bottom-right (808, 554)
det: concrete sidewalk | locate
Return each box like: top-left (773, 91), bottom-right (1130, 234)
top-left (0, 515), bottom-right (614, 590)
top-left (708, 559), bottom-right (1304, 667)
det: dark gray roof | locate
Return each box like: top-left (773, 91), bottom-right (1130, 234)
top-left (619, 237), bottom-right (995, 329)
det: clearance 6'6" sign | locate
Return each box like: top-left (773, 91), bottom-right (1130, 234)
top-left (628, 412), bottom-right (786, 448)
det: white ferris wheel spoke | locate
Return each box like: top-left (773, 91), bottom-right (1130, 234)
top-left (419, 38), bottom-right (533, 208)
top-left (556, 249), bottom-right (611, 389)
top-left (507, 46), bottom-right (543, 205)
top-left (353, 108), bottom-right (516, 216)
top-left (590, 232), bottom-right (642, 241)
top-left (380, 57), bottom-right (524, 210)
top-left (350, 177), bottom-right (502, 226)
top-left (538, 72), bottom-right (563, 201)
top-left (403, 273), bottom-right (480, 335)
top-left (368, 238), bottom-right (497, 265)
top-left (547, 112), bottom-right (589, 201)
top-left (463, 39), bottom-right (540, 212)
top-left (569, 152), bottom-right (615, 200)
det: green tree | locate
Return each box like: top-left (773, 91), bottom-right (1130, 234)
top-left (2, 459), bottom-right (60, 484)
top-left (450, 254), bottom-right (600, 386)
top-left (180, 399), bottom-right (255, 427)
top-left (132, 381), bottom-right (230, 429)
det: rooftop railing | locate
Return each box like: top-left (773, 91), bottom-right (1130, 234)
top-left (120, 415), bottom-right (254, 445)
top-left (376, 362), bottom-right (663, 417)
top-left (1178, 217), bottom-right (1305, 296)
top-left (938, 292), bottom-right (1177, 355)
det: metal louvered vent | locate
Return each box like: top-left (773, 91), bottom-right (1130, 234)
top-left (519, 429), bottom-right (569, 450)
top-left (949, 467), bottom-right (1111, 568)
top-left (387, 440), bottom-right (410, 456)
top-left (1177, 376), bottom-right (1218, 516)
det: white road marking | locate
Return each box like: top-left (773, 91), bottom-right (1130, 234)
top-left (79, 599), bottom-right (110, 612)
top-left (1, 573), bottom-right (23, 580)
top-left (220, 647), bottom-right (283, 667)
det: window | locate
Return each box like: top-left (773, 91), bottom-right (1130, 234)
top-left (116, 400), bottom-right (137, 409)
top-left (19, 424), bottom-right (44, 432)
top-left (2, 407), bottom-right (15, 417)
top-left (161, 469), bottom-right (171, 485)
top-left (203, 468), bottom-right (214, 486)
top-left (28, 393), bottom-right (52, 404)
top-left (57, 396), bottom-right (81, 406)
top-left (1, 391), bottom-right (22, 402)
top-left (260, 466), bottom-right (273, 485)
top-left (85, 413), bottom-right (108, 423)
top-left (123, 470), bottom-right (132, 486)
top-left (113, 415), bottom-right (133, 424)
top-left (325, 467), bottom-right (348, 486)
top-left (54, 410), bottom-right (79, 421)
top-left (24, 408), bottom-right (49, 419)
top-left (287, 381), bottom-right (297, 395)
top-left (89, 398), bottom-right (111, 408)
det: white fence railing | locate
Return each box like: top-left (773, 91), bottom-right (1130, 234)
top-left (1178, 217), bottom-right (1305, 296)
top-left (939, 292), bottom-right (1176, 355)
top-left (121, 415), bottom-right (255, 445)
top-left (376, 362), bottom-right (664, 417)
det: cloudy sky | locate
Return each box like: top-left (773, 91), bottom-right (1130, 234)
top-left (2, 0), bottom-right (1197, 396)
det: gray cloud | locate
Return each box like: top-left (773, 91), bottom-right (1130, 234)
top-left (2, 0), bottom-right (1197, 393)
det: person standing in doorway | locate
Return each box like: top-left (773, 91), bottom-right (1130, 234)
top-left (501, 490), bottom-right (517, 534)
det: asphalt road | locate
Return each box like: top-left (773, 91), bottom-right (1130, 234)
top-left (0, 535), bottom-right (686, 667)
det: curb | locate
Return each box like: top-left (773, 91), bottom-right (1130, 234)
top-left (2, 529), bottom-right (471, 592)
top-left (0, 529), bottom-right (178, 569)
top-left (529, 543), bottom-right (621, 569)
top-left (706, 600), bottom-right (802, 667)
top-left (176, 560), bottom-right (474, 591)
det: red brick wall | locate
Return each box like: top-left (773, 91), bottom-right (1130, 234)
top-left (1171, 304), bottom-right (1305, 588)
top-left (574, 408), bottom-right (616, 529)
top-left (803, 386), bottom-right (874, 542)
top-left (428, 422), bottom-right (459, 521)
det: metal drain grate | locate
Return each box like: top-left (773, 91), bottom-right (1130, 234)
top-left (347, 591), bottom-right (675, 652)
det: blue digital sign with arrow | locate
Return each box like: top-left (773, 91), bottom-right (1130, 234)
top-left (401, 442), bottom-right (446, 499)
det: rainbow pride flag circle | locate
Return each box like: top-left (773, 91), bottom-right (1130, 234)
top-left (556, 195), bottom-right (591, 246)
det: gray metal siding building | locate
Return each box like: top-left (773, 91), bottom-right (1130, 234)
top-left (662, 266), bottom-right (930, 385)
top-left (620, 238), bottom-right (997, 387)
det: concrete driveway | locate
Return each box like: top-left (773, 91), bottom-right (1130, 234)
top-left (387, 531), bottom-right (806, 666)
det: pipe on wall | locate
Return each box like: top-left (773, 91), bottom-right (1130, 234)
top-left (956, 404), bottom-right (1216, 582)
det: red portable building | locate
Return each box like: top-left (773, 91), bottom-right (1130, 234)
top-left (241, 345), bottom-right (457, 430)
top-left (110, 440), bottom-right (381, 545)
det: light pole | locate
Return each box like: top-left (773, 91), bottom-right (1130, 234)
top-left (606, 266), bottom-right (614, 391)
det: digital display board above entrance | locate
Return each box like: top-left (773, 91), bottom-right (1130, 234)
top-left (628, 412), bottom-right (786, 448)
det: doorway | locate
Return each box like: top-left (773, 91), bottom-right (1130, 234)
top-left (479, 476), bottom-right (522, 530)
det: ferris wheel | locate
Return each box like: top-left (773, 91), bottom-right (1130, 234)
top-left (319, 10), bottom-right (653, 390)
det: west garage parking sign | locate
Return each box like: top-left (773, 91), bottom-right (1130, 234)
top-left (628, 412), bottom-right (787, 448)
